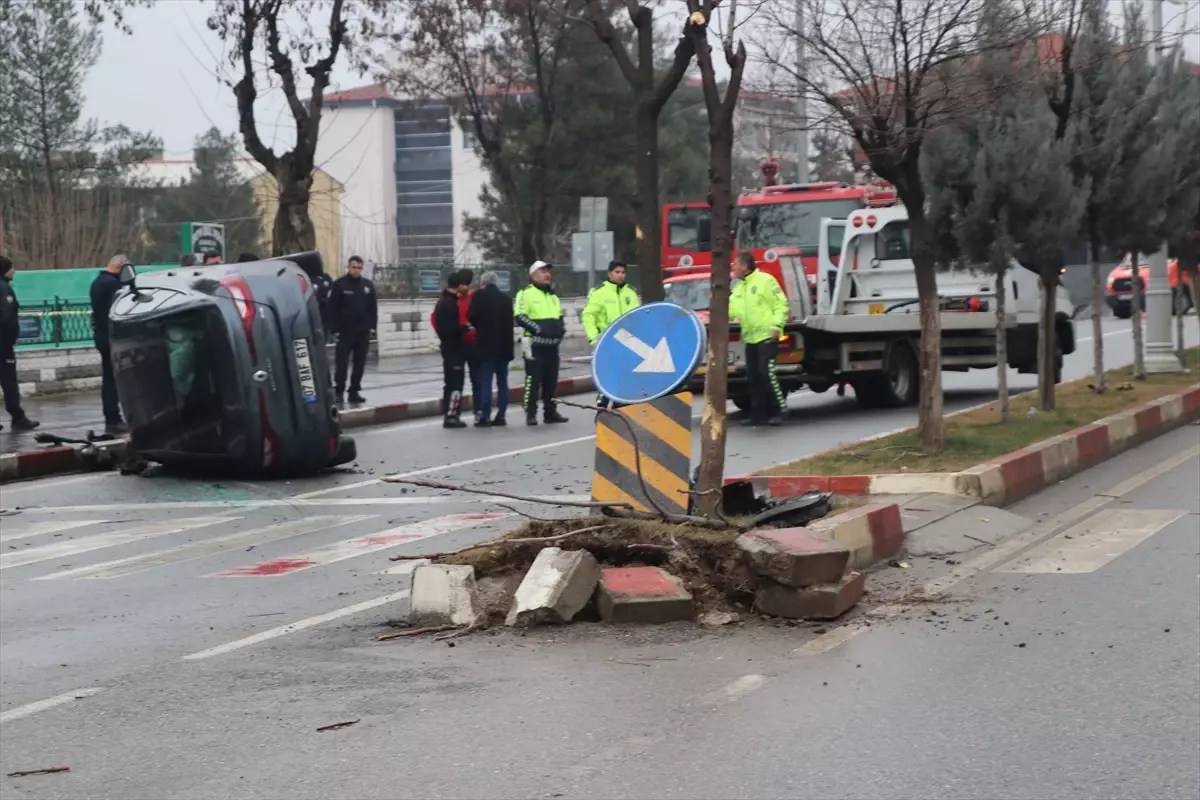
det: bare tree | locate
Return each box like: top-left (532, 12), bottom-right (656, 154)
top-left (755, 0), bottom-right (1036, 450)
top-left (572, 0), bottom-right (695, 301)
top-left (207, 0), bottom-right (381, 256)
top-left (685, 0), bottom-right (746, 517)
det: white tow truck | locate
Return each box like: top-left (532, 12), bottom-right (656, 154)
top-left (688, 204), bottom-right (1076, 409)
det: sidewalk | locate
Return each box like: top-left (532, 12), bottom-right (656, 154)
top-left (1, 343), bottom-right (593, 455)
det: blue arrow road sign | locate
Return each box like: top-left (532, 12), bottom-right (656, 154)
top-left (592, 302), bottom-right (707, 405)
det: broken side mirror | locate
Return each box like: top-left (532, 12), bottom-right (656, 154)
top-left (119, 263), bottom-right (137, 286)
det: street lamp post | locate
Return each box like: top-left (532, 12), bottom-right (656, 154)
top-left (1144, 0), bottom-right (1184, 373)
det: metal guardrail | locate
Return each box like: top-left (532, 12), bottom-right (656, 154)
top-left (15, 298), bottom-right (94, 349)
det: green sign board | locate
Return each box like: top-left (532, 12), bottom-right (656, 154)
top-left (181, 222), bottom-right (226, 260)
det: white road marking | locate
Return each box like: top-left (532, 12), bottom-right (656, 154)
top-left (1075, 329), bottom-right (1127, 344)
top-left (37, 516), bottom-right (371, 581)
top-left (0, 519), bottom-right (106, 544)
top-left (209, 512), bottom-right (510, 577)
top-left (15, 495), bottom-right (591, 514)
top-left (181, 590), bottom-right (411, 661)
top-left (998, 508), bottom-right (1186, 574)
top-left (795, 444), bottom-right (1200, 656)
top-left (290, 436), bottom-right (600, 499)
top-left (0, 517), bottom-right (233, 571)
top-left (0, 687), bottom-right (105, 724)
top-left (0, 472), bottom-right (118, 497)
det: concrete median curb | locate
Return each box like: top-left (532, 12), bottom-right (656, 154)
top-left (0, 374), bottom-right (596, 485)
top-left (735, 384), bottom-right (1200, 508)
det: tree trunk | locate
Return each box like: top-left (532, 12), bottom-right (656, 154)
top-left (634, 100), bottom-right (664, 302)
top-left (695, 115), bottom-right (735, 517)
top-left (995, 270), bottom-right (1009, 424)
top-left (908, 211), bottom-right (944, 451)
top-left (1037, 266), bottom-right (1058, 410)
top-left (271, 174), bottom-right (316, 256)
top-left (1130, 251), bottom-right (1146, 380)
top-left (1089, 241), bottom-right (1105, 393)
top-left (1175, 288), bottom-right (1186, 363)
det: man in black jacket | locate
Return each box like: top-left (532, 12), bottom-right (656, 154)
top-left (0, 256), bottom-right (39, 431)
top-left (467, 270), bottom-right (514, 427)
top-left (433, 271), bottom-right (472, 429)
top-left (328, 255), bottom-right (377, 405)
top-left (90, 254), bottom-right (127, 433)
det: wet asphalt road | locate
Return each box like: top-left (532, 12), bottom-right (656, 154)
top-left (0, 317), bottom-right (1197, 799)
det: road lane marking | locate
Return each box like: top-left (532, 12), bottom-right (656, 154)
top-left (181, 591), bottom-right (411, 661)
top-left (37, 516), bottom-right (371, 580)
top-left (290, 436), bottom-right (600, 499)
top-left (15, 494), bottom-right (592, 514)
top-left (0, 472), bottom-right (118, 497)
top-left (997, 508), bottom-right (1186, 574)
top-left (795, 443), bottom-right (1200, 656)
top-left (0, 687), bottom-right (105, 724)
top-left (0, 519), bottom-right (107, 544)
top-left (208, 512), bottom-right (510, 577)
top-left (0, 517), bottom-right (233, 571)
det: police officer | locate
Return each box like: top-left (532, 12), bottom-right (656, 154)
top-left (329, 255), bottom-right (377, 405)
top-left (582, 259), bottom-right (640, 409)
top-left (729, 252), bottom-right (789, 427)
top-left (311, 267), bottom-right (334, 340)
top-left (0, 256), bottom-right (39, 431)
top-left (90, 254), bottom-right (128, 434)
top-left (514, 260), bottom-right (568, 426)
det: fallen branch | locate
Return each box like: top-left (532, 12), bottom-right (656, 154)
top-left (375, 625), bottom-right (458, 640)
top-left (494, 503), bottom-right (572, 523)
top-left (316, 719), bottom-right (360, 733)
top-left (6, 767), bottom-right (70, 777)
top-left (388, 526), bottom-right (609, 562)
top-left (379, 477), bottom-right (633, 510)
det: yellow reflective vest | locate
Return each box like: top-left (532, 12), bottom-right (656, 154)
top-left (582, 281), bottom-right (640, 344)
top-left (729, 269), bottom-right (789, 344)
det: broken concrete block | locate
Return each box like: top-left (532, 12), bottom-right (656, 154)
top-left (596, 566), bottom-right (693, 624)
top-left (698, 610), bottom-right (740, 626)
top-left (736, 527), bottom-right (850, 587)
top-left (506, 547), bottom-right (601, 627)
top-left (408, 564), bottom-right (484, 627)
top-left (754, 572), bottom-right (865, 620)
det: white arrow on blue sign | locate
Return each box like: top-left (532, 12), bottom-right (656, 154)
top-left (591, 302), bottom-right (707, 405)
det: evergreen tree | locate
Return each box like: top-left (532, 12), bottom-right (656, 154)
top-left (808, 129), bottom-right (855, 184)
top-left (144, 128), bottom-right (262, 262)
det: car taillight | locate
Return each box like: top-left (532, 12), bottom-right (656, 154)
top-left (851, 216), bottom-right (864, 228)
top-left (968, 296), bottom-right (983, 312)
top-left (220, 276), bottom-right (257, 360)
top-left (729, 331), bottom-right (741, 342)
top-left (297, 273), bottom-right (310, 293)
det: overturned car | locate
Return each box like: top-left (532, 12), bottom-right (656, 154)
top-left (107, 252), bottom-right (356, 478)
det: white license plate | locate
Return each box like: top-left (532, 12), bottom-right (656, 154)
top-left (293, 338), bottom-right (318, 404)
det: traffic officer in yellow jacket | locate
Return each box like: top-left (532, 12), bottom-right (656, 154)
top-left (582, 260), bottom-right (640, 409)
top-left (729, 252), bottom-right (789, 426)
top-left (514, 260), bottom-right (569, 426)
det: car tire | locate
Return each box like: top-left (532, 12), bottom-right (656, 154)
top-left (1113, 303), bottom-right (1132, 319)
top-left (853, 341), bottom-right (919, 409)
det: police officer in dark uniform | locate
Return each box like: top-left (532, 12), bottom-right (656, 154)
top-left (328, 255), bottom-right (377, 405)
top-left (311, 268), bottom-right (334, 341)
top-left (0, 255), bottom-right (39, 431)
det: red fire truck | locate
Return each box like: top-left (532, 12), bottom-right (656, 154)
top-left (661, 202), bottom-right (712, 272)
top-left (661, 179), bottom-right (898, 314)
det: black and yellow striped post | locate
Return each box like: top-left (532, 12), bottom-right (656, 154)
top-left (591, 391), bottom-right (693, 515)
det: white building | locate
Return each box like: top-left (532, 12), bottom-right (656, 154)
top-left (315, 84), bottom-right (488, 266)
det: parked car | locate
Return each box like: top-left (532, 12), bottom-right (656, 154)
top-left (1105, 257), bottom-right (1193, 318)
top-left (107, 252), bottom-right (356, 477)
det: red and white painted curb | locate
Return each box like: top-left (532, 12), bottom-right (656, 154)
top-left (0, 375), bottom-right (597, 485)
top-left (735, 384), bottom-right (1200, 508)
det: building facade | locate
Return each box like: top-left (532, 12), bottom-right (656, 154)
top-left (315, 84), bottom-right (486, 267)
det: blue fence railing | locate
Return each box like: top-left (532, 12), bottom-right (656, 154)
top-left (16, 298), bottom-right (94, 349)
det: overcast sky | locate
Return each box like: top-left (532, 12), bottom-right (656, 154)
top-left (83, 0), bottom-right (1200, 156)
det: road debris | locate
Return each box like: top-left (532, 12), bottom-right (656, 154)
top-left (698, 610), bottom-right (740, 626)
top-left (375, 625), bottom-right (459, 641)
top-left (316, 720), bottom-right (360, 733)
top-left (6, 766), bottom-right (70, 777)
